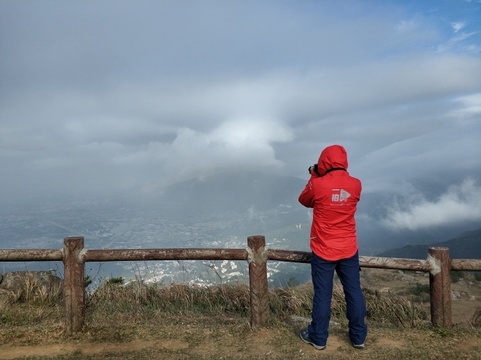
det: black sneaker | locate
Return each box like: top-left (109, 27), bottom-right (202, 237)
top-left (352, 343), bottom-right (365, 349)
top-left (299, 329), bottom-right (326, 350)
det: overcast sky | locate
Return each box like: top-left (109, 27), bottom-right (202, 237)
top-left (1, 0), bottom-right (480, 232)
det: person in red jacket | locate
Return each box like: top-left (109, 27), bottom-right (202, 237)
top-left (298, 144), bottom-right (367, 350)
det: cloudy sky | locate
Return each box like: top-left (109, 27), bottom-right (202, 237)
top-left (1, 0), bottom-right (480, 233)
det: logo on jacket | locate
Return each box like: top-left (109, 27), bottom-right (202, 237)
top-left (331, 188), bottom-right (351, 202)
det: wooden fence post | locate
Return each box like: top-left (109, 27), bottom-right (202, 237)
top-left (428, 247), bottom-right (452, 327)
top-left (247, 235), bottom-right (268, 329)
top-left (63, 236), bottom-right (85, 334)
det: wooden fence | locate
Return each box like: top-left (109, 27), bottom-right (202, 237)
top-left (1, 235), bottom-right (481, 334)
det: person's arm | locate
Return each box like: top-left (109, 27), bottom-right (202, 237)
top-left (299, 178), bottom-right (318, 208)
top-left (298, 182), bottom-right (314, 208)
top-left (298, 166), bottom-right (320, 207)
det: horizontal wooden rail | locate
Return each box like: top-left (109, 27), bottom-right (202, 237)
top-left (451, 259), bottom-right (481, 271)
top-left (1, 248), bottom-right (467, 273)
top-left (266, 250), bottom-right (433, 271)
top-left (360, 256), bottom-right (431, 271)
top-left (82, 248), bottom-right (248, 262)
top-left (267, 249), bottom-right (310, 263)
top-left (0, 249), bottom-right (63, 261)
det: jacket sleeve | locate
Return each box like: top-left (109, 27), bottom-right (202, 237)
top-left (298, 179), bottom-right (315, 208)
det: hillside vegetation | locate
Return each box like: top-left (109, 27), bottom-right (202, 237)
top-left (0, 269), bottom-right (480, 359)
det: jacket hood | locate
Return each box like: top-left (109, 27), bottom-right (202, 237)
top-left (317, 144), bottom-right (348, 175)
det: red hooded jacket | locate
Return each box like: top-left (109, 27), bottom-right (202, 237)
top-left (298, 145), bottom-right (361, 261)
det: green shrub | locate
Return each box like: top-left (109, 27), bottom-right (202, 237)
top-left (451, 271), bottom-right (464, 283)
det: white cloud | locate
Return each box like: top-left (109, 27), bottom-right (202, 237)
top-left (451, 22), bottom-right (465, 33)
top-left (382, 178), bottom-right (481, 230)
top-left (210, 118), bottom-right (292, 146)
top-left (449, 93), bottom-right (481, 120)
top-left (166, 119), bottom-right (293, 181)
top-left (437, 30), bottom-right (481, 54)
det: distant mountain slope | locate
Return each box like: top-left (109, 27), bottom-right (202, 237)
top-left (124, 171), bottom-right (307, 218)
top-left (376, 228), bottom-right (481, 259)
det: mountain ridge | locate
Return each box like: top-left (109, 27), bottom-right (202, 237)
top-left (376, 228), bottom-right (481, 260)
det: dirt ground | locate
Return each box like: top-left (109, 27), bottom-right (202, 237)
top-left (1, 322), bottom-right (480, 360)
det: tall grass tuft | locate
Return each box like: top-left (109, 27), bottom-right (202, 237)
top-left (9, 272), bottom-right (63, 306)
top-left (269, 284), bottom-right (429, 328)
top-left (86, 279), bottom-right (252, 326)
top-left (0, 272), bottom-right (64, 325)
top-left (363, 287), bottom-right (429, 327)
top-left (85, 279), bottom-right (428, 328)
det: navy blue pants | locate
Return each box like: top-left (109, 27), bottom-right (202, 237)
top-left (308, 251), bottom-right (367, 346)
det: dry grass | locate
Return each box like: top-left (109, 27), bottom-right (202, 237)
top-left (0, 273), bottom-right (480, 359)
top-left (0, 272), bottom-right (64, 327)
top-left (84, 277), bottom-right (430, 329)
